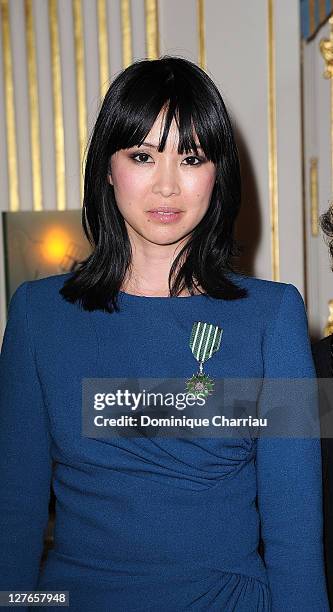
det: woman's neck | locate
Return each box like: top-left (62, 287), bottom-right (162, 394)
top-left (121, 234), bottom-right (205, 296)
top-left (120, 275), bottom-right (203, 297)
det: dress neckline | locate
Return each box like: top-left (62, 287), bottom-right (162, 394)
top-left (118, 290), bottom-right (208, 301)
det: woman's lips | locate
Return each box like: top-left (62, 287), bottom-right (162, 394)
top-left (146, 210), bottom-right (183, 223)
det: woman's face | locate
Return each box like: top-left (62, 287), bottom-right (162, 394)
top-left (107, 110), bottom-right (217, 247)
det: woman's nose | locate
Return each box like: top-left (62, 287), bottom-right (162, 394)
top-left (151, 163), bottom-right (181, 197)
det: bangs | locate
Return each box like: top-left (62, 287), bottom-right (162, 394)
top-left (107, 61), bottom-right (222, 164)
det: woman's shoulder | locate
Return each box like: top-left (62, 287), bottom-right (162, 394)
top-left (10, 272), bottom-right (75, 318)
top-left (231, 271), bottom-right (291, 291)
top-left (229, 272), bottom-right (303, 307)
top-left (26, 271), bottom-right (72, 294)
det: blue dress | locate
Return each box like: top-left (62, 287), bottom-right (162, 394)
top-left (0, 272), bottom-right (329, 611)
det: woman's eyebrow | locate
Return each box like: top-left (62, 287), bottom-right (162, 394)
top-left (138, 141), bottom-right (203, 151)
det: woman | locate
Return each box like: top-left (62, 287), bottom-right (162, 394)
top-left (312, 204), bottom-right (333, 608)
top-left (0, 56), bottom-right (329, 611)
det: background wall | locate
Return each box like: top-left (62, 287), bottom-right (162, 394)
top-left (0, 0), bottom-right (305, 342)
top-left (302, 17), bottom-right (333, 339)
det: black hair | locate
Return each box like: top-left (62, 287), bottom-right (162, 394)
top-left (320, 204), bottom-right (333, 266)
top-left (59, 55), bottom-right (248, 312)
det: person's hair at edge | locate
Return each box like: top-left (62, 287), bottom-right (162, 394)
top-left (320, 203), bottom-right (333, 267)
top-left (59, 55), bottom-right (248, 313)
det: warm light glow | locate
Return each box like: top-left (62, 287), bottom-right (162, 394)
top-left (41, 227), bottom-right (69, 263)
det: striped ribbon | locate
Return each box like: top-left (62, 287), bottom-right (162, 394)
top-left (301, 0), bottom-right (333, 40)
top-left (189, 321), bottom-right (223, 364)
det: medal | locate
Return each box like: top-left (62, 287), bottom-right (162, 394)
top-left (185, 321), bottom-right (223, 398)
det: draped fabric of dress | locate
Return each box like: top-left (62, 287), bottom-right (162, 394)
top-left (0, 271), bottom-right (329, 611)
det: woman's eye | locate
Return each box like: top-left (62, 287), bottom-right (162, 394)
top-left (131, 152), bottom-right (152, 163)
top-left (130, 153), bottom-right (205, 165)
top-left (183, 156), bottom-right (204, 166)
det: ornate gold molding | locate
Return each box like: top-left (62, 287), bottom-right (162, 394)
top-left (319, 17), bottom-right (333, 79)
top-left (73, 0), bottom-right (87, 203)
top-left (25, 0), bottom-right (42, 211)
top-left (324, 299), bottom-right (333, 336)
top-left (121, 0), bottom-right (132, 68)
top-left (267, 0), bottom-right (280, 280)
top-left (197, 0), bottom-right (206, 71)
top-left (145, 0), bottom-right (159, 60)
top-left (0, 0), bottom-right (19, 211)
top-left (97, 0), bottom-right (109, 99)
top-left (310, 157), bottom-right (319, 236)
top-left (49, 0), bottom-right (66, 210)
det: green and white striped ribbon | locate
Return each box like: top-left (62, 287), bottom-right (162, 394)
top-left (189, 321), bottom-right (223, 364)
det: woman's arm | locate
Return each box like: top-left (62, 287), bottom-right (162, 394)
top-left (0, 282), bottom-right (52, 590)
top-left (256, 283), bottom-right (330, 611)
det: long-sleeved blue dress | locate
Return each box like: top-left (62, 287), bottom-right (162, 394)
top-left (0, 271), bottom-right (329, 611)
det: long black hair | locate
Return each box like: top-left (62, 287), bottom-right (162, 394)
top-left (59, 55), bottom-right (248, 312)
